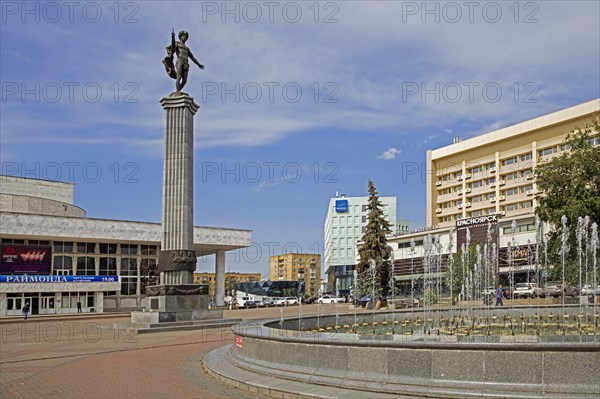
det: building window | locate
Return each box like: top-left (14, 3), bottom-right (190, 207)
top-left (361, 205), bottom-right (368, 212)
top-left (76, 257), bottom-right (95, 275)
top-left (504, 203), bottom-right (518, 212)
top-left (471, 180), bottom-right (483, 188)
top-left (502, 223), bottom-right (535, 234)
top-left (486, 177), bottom-right (496, 184)
top-left (54, 241), bottom-right (73, 253)
top-left (505, 172), bottom-right (518, 181)
top-left (521, 169), bottom-right (533, 177)
top-left (520, 153), bottom-right (532, 161)
top-left (121, 278), bottom-right (137, 296)
top-left (560, 143), bottom-right (571, 151)
top-left (485, 192), bottom-right (495, 199)
top-left (2, 239), bottom-right (25, 244)
top-left (53, 256), bottom-right (73, 275)
top-left (485, 162), bottom-right (496, 170)
top-left (99, 258), bottom-right (117, 275)
top-left (521, 201), bottom-right (533, 209)
top-left (520, 185), bottom-right (533, 193)
top-left (120, 258), bottom-right (138, 276)
top-left (470, 166), bottom-right (483, 174)
top-left (471, 210), bottom-right (483, 217)
top-left (28, 240), bottom-right (50, 245)
top-left (502, 157), bottom-right (518, 166)
top-left (77, 243), bottom-right (96, 254)
top-left (505, 188), bottom-right (518, 196)
top-left (472, 195), bottom-right (483, 203)
top-left (121, 244), bottom-right (138, 255)
top-left (99, 243), bottom-right (117, 254)
top-left (539, 147), bottom-right (557, 156)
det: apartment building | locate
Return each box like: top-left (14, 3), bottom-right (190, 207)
top-left (193, 271), bottom-right (261, 299)
top-left (269, 253), bottom-right (321, 297)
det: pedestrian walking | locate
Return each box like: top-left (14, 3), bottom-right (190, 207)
top-left (77, 299), bottom-right (82, 313)
top-left (495, 284), bottom-right (504, 306)
top-left (22, 302), bottom-right (30, 320)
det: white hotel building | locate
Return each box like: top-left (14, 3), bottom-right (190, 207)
top-left (387, 98), bottom-right (599, 291)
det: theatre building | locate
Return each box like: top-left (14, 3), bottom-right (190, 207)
top-left (0, 176), bottom-right (251, 316)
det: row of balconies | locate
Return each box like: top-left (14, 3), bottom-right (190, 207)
top-left (437, 168), bottom-right (535, 187)
top-left (439, 180), bottom-right (535, 199)
top-left (436, 190), bottom-right (535, 213)
top-left (436, 166), bottom-right (497, 186)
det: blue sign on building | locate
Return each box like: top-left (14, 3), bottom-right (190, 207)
top-left (0, 275), bottom-right (119, 283)
top-left (335, 199), bottom-right (349, 213)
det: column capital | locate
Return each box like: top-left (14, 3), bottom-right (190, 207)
top-left (160, 93), bottom-right (200, 114)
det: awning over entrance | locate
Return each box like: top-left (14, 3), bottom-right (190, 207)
top-left (394, 272), bottom-right (445, 281)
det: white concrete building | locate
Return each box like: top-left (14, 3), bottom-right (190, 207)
top-left (0, 176), bottom-right (251, 316)
top-left (324, 194), bottom-right (397, 294)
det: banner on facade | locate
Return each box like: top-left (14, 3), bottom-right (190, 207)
top-left (0, 245), bottom-right (52, 274)
top-left (456, 214), bottom-right (499, 248)
top-left (0, 275), bottom-right (119, 283)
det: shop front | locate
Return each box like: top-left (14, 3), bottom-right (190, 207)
top-left (0, 275), bottom-right (120, 316)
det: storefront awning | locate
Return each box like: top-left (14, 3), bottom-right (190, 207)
top-left (394, 272), bottom-right (445, 281)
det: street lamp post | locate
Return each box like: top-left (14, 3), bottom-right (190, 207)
top-left (388, 245), bottom-right (395, 311)
top-left (370, 259), bottom-right (376, 319)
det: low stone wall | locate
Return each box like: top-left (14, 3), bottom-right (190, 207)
top-left (226, 308), bottom-right (600, 399)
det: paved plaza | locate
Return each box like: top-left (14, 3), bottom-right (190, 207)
top-left (0, 305), bottom-right (355, 399)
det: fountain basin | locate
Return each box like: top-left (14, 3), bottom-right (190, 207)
top-left (206, 307), bottom-right (600, 399)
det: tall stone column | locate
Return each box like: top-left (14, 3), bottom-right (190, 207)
top-left (158, 94), bottom-right (199, 285)
top-left (215, 250), bottom-right (226, 306)
top-left (132, 92), bottom-right (227, 327)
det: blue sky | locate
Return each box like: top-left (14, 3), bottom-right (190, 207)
top-left (1, 1), bottom-right (599, 278)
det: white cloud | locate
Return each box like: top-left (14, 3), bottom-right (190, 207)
top-left (378, 147), bottom-right (400, 160)
top-left (0, 1), bottom-right (597, 151)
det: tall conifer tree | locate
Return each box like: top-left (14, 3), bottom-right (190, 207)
top-left (356, 180), bottom-right (393, 298)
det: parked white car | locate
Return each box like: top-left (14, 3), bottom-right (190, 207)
top-left (581, 284), bottom-right (600, 296)
top-left (513, 283), bottom-right (544, 298)
top-left (544, 282), bottom-right (576, 298)
top-left (317, 295), bottom-right (345, 304)
top-left (274, 297), bottom-right (299, 306)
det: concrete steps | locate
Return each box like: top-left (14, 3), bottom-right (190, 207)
top-left (137, 318), bottom-right (242, 334)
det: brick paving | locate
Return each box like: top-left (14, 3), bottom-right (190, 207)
top-left (0, 304), bottom-right (352, 399)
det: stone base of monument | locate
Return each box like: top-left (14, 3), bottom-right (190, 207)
top-left (130, 284), bottom-right (241, 333)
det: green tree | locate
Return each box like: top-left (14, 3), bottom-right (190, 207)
top-left (445, 244), bottom-right (477, 304)
top-left (535, 121), bottom-right (600, 285)
top-left (356, 180), bottom-right (393, 298)
top-left (225, 276), bottom-right (238, 296)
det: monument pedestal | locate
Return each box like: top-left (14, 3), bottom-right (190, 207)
top-left (131, 284), bottom-right (240, 331)
top-left (131, 284), bottom-right (224, 324)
